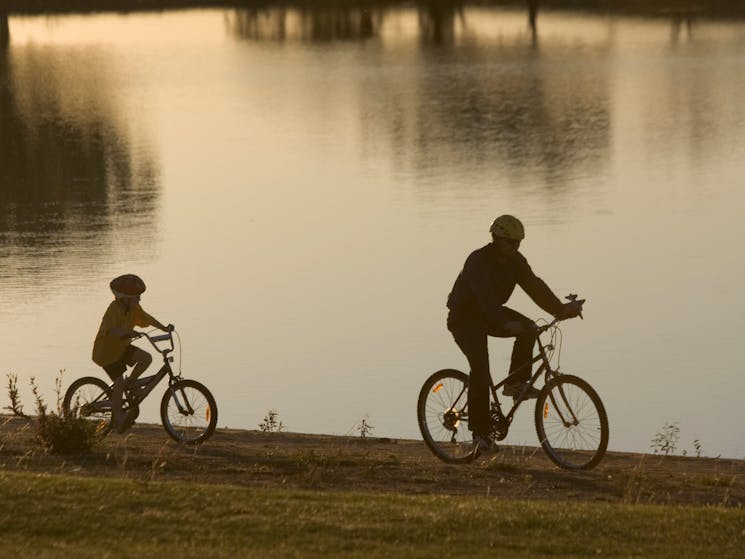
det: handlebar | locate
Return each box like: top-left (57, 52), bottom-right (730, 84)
top-left (535, 294), bottom-right (585, 334)
top-left (148, 333), bottom-right (172, 343)
top-left (134, 329), bottom-right (175, 355)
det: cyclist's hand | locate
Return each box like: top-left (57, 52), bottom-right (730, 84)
top-left (558, 300), bottom-right (584, 320)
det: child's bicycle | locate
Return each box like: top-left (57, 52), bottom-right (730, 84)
top-left (417, 296), bottom-right (609, 470)
top-left (63, 329), bottom-right (218, 444)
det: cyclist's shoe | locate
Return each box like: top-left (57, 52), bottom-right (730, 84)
top-left (114, 406), bottom-right (139, 434)
top-left (112, 412), bottom-right (127, 434)
top-left (120, 414), bottom-right (136, 433)
top-left (472, 435), bottom-right (499, 456)
top-left (503, 383), bottom-right (541, 400)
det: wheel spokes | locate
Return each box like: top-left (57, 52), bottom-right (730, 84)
top-left (539, 377), bottom-right (607, 468)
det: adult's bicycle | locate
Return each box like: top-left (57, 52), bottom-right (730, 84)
top-left (63, 329), bottom-right (218, 444)
top-left (417, 296), bottom-right (609, 470)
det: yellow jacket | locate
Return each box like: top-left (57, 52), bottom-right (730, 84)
top-left (92, 300), bottom-right (153, 367)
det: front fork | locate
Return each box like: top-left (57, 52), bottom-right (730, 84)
top-left (168, 378), bottom-right (195, 416)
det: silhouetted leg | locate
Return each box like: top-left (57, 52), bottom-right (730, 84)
top-left (111, 375), bottom-right (125, 424)
top-left (509, 329), bottom-right (538, 384)
top-left (448, 320), bottom-right (491, 438)
top-left (125, 347), bottom-right (152, 383)
top-left (103, 354), bottom-right (129, 427)
top-left (488, 307), bottom-right (537, 385)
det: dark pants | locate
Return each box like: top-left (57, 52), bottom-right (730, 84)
top-left (102, 345), bottom-right (137, 381)
top-left (447, 308), bottom-right (537, 438)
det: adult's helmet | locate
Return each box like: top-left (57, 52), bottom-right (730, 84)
top-left (489, 215), bottom-right (525, 241)
top-left (110, 274), bottom-right (146, 298)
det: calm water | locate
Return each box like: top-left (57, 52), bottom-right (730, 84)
top-left (2, 6), bottom-right (745, 458)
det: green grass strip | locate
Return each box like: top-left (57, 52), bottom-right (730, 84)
top-left (1, 471), bottom-right (744, 558)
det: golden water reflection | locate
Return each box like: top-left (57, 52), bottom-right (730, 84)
top-left (1, 7), bottom-right (745, 458)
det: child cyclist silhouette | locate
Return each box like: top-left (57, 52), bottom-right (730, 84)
top-left (92, 274), bottom-right (173, 432)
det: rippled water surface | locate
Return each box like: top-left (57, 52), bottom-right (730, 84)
top-left (2, 6), bottom-right (745, 457)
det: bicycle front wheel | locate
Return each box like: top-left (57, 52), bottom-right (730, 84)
top-left (535, 374), bottom-right (609, 470)
top-left (160, 379), bottom-right (218, 444)
top-left (62, 376), bottom-right (113, 435)
top-left (417, 369), bottom-right (475, 463)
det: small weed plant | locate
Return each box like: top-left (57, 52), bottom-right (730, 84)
top-left (356, 416), bottom-right (374, 439)
top-left (682, 439), bottom-right (705, 458)
top-left (693, 439), bottom-right (702, 458)
top-left (4, 373), bottom-right (27, 417)
top-left (259, 409), bottom-right (284, 433)
top-left (650, 422), bottom-right (680, 456)
top-left (31, 372), bottom-right (100, 455)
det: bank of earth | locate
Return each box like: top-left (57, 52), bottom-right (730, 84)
top-left (1, 415), bottom-right (743, 507)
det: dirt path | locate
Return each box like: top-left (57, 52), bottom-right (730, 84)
top-left (1, 415), bottom-right (743, 507)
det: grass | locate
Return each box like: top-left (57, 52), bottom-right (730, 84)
top-left (1, 471), bottom-right (744, 558)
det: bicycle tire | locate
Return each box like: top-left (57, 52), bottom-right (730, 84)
top-left (417, 369), bottom-right (475, 464)
top-left (160, 379), bottom-right (217, 444)
top-left (62, 376), bottom-right (113, 435)
top-left (535, 374), bottom-right (609, 470)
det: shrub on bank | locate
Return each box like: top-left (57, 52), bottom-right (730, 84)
top-left (29, 373), bottom-right (101, 455)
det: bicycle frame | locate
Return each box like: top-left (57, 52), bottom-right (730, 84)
top-left (114, 332), bottom-right (171, 404)
top-left (87, 331), bottom-right (195, 417)
top-left (124, 362), bottom-right (173, 407)
top-left (126, 331), bottom-right (198, 416)
top-left (488, 329), bottom-right (557, 428)
top-left (489, 319), bottom-right (591, 438)
top-left (443, 319), bottom-right (573, 439)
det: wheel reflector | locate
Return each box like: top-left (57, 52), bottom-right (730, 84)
top-left (206, 407), bottom-right (211, 422)
top-left (433, 382), bottom-right (443, 393)
top-left (544, 402), bottom-right (549, 419)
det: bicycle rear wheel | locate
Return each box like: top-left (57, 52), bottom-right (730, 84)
top-left (417, 369), bottom-right (475, 463)
top-left (160, 379), bottom-right (218, 444)
top-left (62, 377), bottom-right (113, 435)
top-left (535, 374), bottom-right (608, 470)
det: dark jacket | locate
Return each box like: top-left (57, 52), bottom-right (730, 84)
top-left (447, 243), bottom-right (563, 327)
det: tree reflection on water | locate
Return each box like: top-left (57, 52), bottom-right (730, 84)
top-left (417, 0), bottom-right (465, 45)
top-left (1, 7), bottom-right (9, 48)
top-left (225, 1), bottom-right (483, 44)
top-left (226, 5), bottom-right (380, 42)
top-left (0, 44), bottom-right (159, 282)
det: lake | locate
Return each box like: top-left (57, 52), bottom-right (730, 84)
top-left (2, 3), bottom-right (744, 458)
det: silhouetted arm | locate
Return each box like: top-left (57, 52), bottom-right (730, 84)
top-left (517, 259), bottom-right (563, 317)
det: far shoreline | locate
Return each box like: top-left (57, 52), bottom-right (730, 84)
top-left (3, 0), bottom-right (745, 20)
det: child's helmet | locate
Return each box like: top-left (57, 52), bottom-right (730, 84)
top-left (110, 274), bottom-right (146, 298)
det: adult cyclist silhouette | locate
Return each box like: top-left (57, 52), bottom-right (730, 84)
top-left (446, 215), bottom-right (582, 452)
